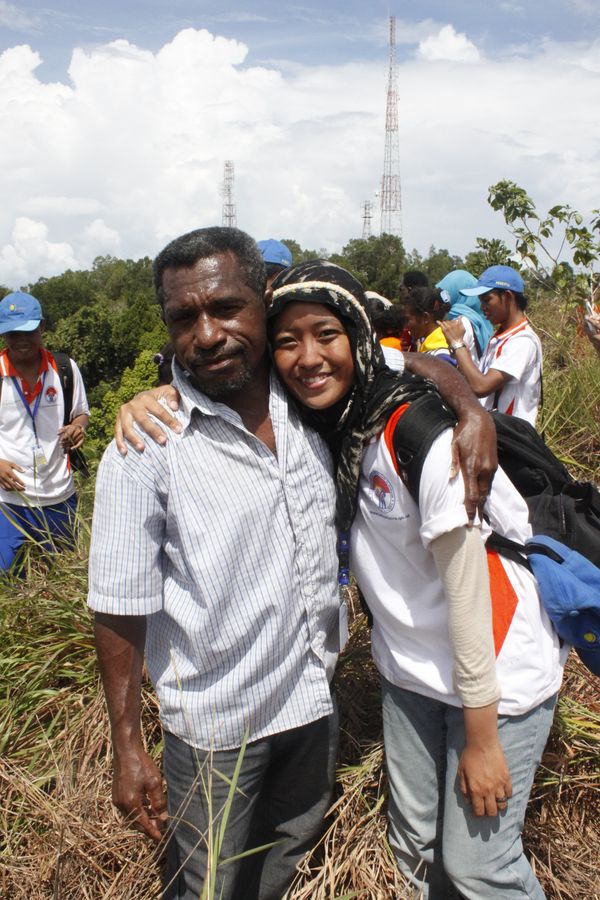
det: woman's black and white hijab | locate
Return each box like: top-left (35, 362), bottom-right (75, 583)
top-left (268, 259), bottom-right (436, 533)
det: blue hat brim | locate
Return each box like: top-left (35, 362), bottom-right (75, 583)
top-left (0, 318), bottom-right (42, 335)
top-left (460, 286), bottom-right (491, 297)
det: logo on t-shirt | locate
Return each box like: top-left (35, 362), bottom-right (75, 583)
top-left (45, 386), bottom-right (58, 404)
top-left (369, 471), bottom-right (395, 513)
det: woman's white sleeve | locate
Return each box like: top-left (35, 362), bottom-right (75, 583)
top-left (430, 525), bottom-right (501, 707)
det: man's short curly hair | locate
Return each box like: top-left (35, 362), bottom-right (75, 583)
top-left (154, 226), bottom-right (267, 306)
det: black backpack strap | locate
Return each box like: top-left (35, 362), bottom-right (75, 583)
top-left (389, 392), bottom-right (457, 503)
top-left (51, 350), bottom-right (74, 426)
top-left (485, 530), bottom-right (532, 570)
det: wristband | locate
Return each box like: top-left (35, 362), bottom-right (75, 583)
top-left (449, 340), bottom-right (466, 355)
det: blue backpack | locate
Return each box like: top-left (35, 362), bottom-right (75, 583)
top-left (526, 536), bottom-right (600, 675)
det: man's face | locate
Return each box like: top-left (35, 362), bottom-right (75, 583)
top-left (161, 252), bottom-right (268, 400)
top-left (3, 323), bottom-right (45, 362)
top-left (480, 289), bottom-right (511, 327)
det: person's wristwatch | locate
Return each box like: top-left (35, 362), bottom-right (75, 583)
top-left (449, 340), bottom-right (466, 355)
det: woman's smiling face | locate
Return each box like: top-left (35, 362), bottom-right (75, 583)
top-left (271, 301), bottom-right (355, 410)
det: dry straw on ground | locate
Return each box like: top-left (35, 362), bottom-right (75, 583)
top-left (1, 584), bottom-right (598, 900)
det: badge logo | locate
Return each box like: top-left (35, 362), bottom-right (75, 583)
top-left (370, 470), bottom-right (395, 512)
top-left (45, 386), bottom-right (58, 403)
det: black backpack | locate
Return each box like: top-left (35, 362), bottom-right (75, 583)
top-left (389, 394), bottom-right (600, 567)
top-left (0, 350), bottom-right (89, 477)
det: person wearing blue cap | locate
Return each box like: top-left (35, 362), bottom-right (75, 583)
top-left (440, 266), bottom-right (542, 426)
top-left (0, 291), bottom-right (89, 573)
top-left (257, 238), bottom-right (293, 289)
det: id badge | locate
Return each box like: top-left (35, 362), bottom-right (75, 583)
top-left (33, 444), bottom-right (48, 468)
top-left (339, 599), bottom-right (349, 651)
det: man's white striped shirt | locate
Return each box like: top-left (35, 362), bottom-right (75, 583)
top-left (88, 368), bottom-right (343, 750)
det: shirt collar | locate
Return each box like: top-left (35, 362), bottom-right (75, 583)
top-left (492, 317), bottom-right (528, 341)
top-left (173, 358), bottom-right (281, 433)
top-left (0, 347), bottom-right (53, 382)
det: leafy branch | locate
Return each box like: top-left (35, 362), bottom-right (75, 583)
top-left (487, 179), bottom-right (600, 306)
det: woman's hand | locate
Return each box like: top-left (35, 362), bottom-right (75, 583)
top-left (460, 704), bottom-right (512, 817)
top-left (115, 385), bottom-right (182, 455)
top-left (458, 739), bottom-right (512, 817)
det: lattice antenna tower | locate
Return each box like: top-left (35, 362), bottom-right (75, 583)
top-left (380, 16), bottom-right (402, 236)
top-left (221, 160), bottom-right (237, 227)
top-left (362, 200), bottom-right (373, 239)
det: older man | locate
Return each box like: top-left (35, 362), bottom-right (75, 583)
top-left (90, 227), bottom-right (496, 900)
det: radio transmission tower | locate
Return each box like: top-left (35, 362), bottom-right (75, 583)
top-left (221, 160), bottom-right (237, 227)
top-left (362, 200), bottom-right (373, 239)
top-left (380, 16), bottom-right (402, 236)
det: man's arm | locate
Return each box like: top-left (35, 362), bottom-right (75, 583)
top-left (94, 612), bottom-right (167, 842)
top-left (404, 352), bottom-right (498, 520)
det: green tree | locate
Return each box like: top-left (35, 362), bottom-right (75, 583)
top-left (331, 234), bottom-right (406, 299)
top-left (46, 303), bottom-right (116, 390)
top-left (464, 238), bottom-right (513, 275)
top-left (26, 269), bottom-right (96, 330)
top-left (90, 255), bottom-right (154, 308)
top-left (91, 349), bottom-right (159, 442)
top-left (279, 239), bottom-right (322, 265)
top-left (419, 246), bottom-right (465, 286)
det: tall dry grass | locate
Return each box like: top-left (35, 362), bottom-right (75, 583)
top-left (1, 297), bottom-right (599, 899)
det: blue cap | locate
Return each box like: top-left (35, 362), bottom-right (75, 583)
top-left (0, 292), bottom-right (43, 335)
top-left (257, 239), bottom-right (292, 268)
top-left (461, 265), bottom-right (524, 297)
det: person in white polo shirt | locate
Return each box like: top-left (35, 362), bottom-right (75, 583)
top-left (0, 291), bottom-right (89, 573)
top-left (440, 265), bottom-right (542, 426)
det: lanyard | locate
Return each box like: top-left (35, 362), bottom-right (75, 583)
top-left (12, 370), bottom-right (47, 444)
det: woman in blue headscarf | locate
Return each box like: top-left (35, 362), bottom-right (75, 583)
top-left (436, 270), bottom-right (494, 359)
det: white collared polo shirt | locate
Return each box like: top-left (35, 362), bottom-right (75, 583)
top-left (479, 318), bottom-right (542, 425)
top-left (0, 348), bottom-right (89, 506)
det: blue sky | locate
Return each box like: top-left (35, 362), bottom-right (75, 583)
top-left (3, 1), bottom-right (599, 79)
top-left (0, 1), bottom-right (599, 283)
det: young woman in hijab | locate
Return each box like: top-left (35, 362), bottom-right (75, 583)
top-left (267, 260), bottom-right (564, 900)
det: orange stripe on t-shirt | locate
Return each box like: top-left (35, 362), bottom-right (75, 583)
top-left (486, 548), bottom-right (519, 656)
top-left (383, 403), bottom-right (410, 475)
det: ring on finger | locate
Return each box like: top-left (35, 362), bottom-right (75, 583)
top-left (496, 796), bottom-right (508, 803)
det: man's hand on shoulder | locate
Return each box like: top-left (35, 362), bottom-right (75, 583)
top-left (0, 458), bottom-right (25, 491)
top-left (115, 385), bottom-right (182, 456)
top-left (450, 407), bottom-right (497, 523)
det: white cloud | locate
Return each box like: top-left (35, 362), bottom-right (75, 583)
top-left (0, 1), bottom-right (36, 29)
top-left (0, 26), bottom-right (598, 284)
top-left (418, 25), bottom-right (481, 62)
top-left (0, 218), bottom-right (76, 284)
